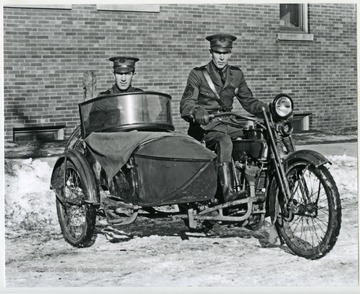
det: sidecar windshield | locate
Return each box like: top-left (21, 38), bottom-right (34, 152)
top-left (79, 91), bottom-right (174, 138)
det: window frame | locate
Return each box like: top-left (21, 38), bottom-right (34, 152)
top-left (279, 3), bottom-right (308, 33)
top-left (277, 3), bottom-right (314, 41)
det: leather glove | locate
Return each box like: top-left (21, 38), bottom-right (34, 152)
top-left (194, 106), bottom-right (210, 125)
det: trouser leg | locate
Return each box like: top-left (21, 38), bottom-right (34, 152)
top-left (203, 130), bottom-right (240, 201)
top-left (203, 131), bottom-right (233, 162)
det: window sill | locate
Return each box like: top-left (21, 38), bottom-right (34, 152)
top-left (277, 33), bottom-right (314, 41)
top-left (97, 4), bottom-right (160, 13)
top-left (4, 5), bottom-right (72, 10)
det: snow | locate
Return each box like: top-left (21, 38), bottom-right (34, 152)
top-left (4, 158), bottom-right (59, 234)
top-left (4, 154), bottom-right (357, 234)
top-left (3, 153), bottom-right (359, 287)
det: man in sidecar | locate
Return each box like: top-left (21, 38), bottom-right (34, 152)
top-left (87, 56), bottom-right (144, 132)
top-left (180, 33), bottom-right (269, 202)
top-left (98, 56), bottom-right (144, 96)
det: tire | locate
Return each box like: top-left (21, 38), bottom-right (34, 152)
top-left (275, 161), bottom-right (341, 259)
top-left (56, 161), bottom-right (97, 247)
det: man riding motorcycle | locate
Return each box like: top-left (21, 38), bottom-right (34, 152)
top-left (180, 33), bottom-right (269, 202)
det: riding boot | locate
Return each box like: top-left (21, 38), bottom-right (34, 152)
top-left (218, 162), bottom-right (240, 202)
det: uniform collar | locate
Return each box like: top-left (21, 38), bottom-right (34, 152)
top-left (214, 62), bottom-right (229, 74)
top-left (113, 84), bottom-right (134, 93)
top-left (209, 60), bottom-right (229, 73)
top-left (207, 61), bottom-right (232, 88)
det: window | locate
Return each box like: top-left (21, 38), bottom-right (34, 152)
top-left (280, 4), bottom-right (308, 32)
top-left (13, 126), bottom-right (65, 142)
top-left (278, 4), bottom-right (314, 41)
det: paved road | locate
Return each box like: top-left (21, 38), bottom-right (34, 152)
top-left (296, 142), bottom-right (357, 158)
top-left (36, 142), bottom-right (358, 171)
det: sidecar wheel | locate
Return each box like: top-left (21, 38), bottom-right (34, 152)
top-left (56, 161), bottom-right (97, 248)
top-left (276, 161), bottom-right (341, 259)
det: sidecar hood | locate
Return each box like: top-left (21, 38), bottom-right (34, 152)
top-left (85, 131), bottom-right (217, 181)
top-left (85, 131), bottom-right (218, 206)
top-left (85, 131), bottom-right (176, 180)
top-left (133, 135), bottom-right (218, 206)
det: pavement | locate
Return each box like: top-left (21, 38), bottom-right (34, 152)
top-left (293, 129), bottom-right (357, 158)
top-left (296, 142), bottom-right (357, 158)
top-left (3, 130), bottom-right (357, 169)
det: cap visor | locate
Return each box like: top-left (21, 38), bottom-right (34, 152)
top-left (114, 68), bottom-right (133, 74)
top-left (211, 47), bottom-right (232, 53)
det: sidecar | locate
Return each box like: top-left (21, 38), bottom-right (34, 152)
top-left (50, 92), bottom-right (218, 247)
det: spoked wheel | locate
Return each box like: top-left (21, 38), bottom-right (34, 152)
top-left (56, 161), bottom-right (97, 247)
top-left (276, 161), bottom-right (341, 259)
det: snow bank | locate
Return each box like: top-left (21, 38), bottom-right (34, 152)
top-left (3, 154), bottom-right (357, 235)
top-left (4, 158), bottom-right (59, 234)
top-left (327, 155), bottom-right (358, 200)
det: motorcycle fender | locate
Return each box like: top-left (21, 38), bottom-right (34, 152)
top-left (267, 149), bottom-right (330, 223)
top-left (283, 149), bottom-right (330, 168)
top-left (50, 151), bottom-right (100, 205)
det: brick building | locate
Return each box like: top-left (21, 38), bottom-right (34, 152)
top-left (3, 3), bottom-right (357, 141)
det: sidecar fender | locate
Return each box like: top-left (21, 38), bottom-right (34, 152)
top-left (50, 155), bottom-right (66, 191)
top-left (50, 150), bottom-right (100, 205)
top-left (283, 149), bottom-right (330, 168)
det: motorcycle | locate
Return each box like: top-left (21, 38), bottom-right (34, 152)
top-left (50, 91), bottom-right (341, 260)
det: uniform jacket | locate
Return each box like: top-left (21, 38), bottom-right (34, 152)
top-left (180, 61), bottom-right (267, 121)
top-left (180, 61), bottom-right (268, 140)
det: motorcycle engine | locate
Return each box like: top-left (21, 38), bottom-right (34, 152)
top-left (232, 130), bottom-right (268, 198)
top-left (232, 139), bottom-right (268, 163)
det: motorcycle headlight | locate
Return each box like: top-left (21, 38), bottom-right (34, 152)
top-left (270, 94), bottom-right (294, 121)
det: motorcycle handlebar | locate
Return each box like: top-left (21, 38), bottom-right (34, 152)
top-left (208, 112), bottom-right (263, 123)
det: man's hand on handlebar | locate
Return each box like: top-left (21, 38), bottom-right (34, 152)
top-left (194, 106), bottom-right (210, 125)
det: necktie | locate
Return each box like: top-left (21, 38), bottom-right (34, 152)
top-left (219, 70), bottom-right (226, 85)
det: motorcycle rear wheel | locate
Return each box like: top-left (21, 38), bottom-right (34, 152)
top-left (56, 161), bottom-right (97, 247)
top-left (276, 161), bottom-right (341, 259)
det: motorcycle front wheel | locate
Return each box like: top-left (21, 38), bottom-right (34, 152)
top-left (56, 161), bottom-right (97, 247)
top-left (276, 161), bottom-right (341, 259)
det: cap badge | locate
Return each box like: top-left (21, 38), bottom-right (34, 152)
top-left (119, 57), bottom-right (126, 63)
top-left (219, 36), bottom-right (226, 43)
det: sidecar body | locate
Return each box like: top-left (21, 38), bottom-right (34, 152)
top-left (51, 92), bottom-right (218, 208)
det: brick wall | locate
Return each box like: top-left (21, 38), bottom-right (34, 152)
top-left (3, 3), bottom-right (357, 140)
